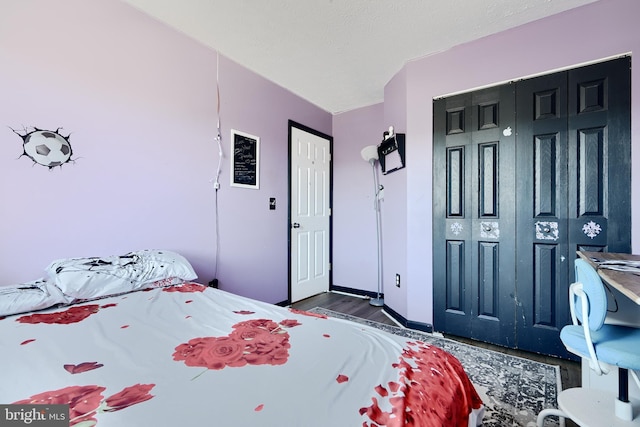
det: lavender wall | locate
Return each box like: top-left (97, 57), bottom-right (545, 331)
top-left (331, 72), bottom-right (409, 314)
top-left (332, 104), bottom-right (384, 294)
top-left (0, 0), bottom-right (331, 304)
top-left (396, 0), bottom-right (640, 325)
top-left (3, 0), bottom-right (636, 324)
top-left (380, 68), bottom-right (408, 316)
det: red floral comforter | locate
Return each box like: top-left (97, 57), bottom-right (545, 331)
top-left (1, 284), bottom-right (483, 426)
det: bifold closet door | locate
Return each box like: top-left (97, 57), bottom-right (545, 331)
top-left (433, 85), bottom-right (517, 347)
top-left (434, 57), bottom-right (631, 358)
top-left (515, 72), bottom-right (571, 358)
top-left (515, 57), bottom-right (631, 357)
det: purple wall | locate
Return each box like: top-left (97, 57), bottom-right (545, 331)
top-left (3, 0), bottom-right (637, 326)
top-left (0, 0), bottom-right (331, 304)
top-left (331, 72), bottom-right (409, 314)
top-left (332, 104), bottom-right (384, 294)
top-left (380, 68), bottom-right (408, 316)
top-left (398, 0), bottom-right (640, 324)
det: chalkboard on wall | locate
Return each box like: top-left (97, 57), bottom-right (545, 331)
top-left (230, 130), bottom-right (260, 189)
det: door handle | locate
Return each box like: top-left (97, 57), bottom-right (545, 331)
top-left (292, 222), bottom-right (300, 228)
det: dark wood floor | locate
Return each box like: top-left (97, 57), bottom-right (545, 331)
top-left (291, 291), bottom-right (581, 392)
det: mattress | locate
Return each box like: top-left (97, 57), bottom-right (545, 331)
top-left (1, 282), bottom-right (483, 426)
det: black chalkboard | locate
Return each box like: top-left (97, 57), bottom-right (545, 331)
top-left (231, 130), bottom-right (260, 188)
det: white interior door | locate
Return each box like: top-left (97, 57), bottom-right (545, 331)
top-left (289, 123), bottom-right (331, 302)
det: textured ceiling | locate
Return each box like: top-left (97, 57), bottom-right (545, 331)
top-left (120, 0), bottom-right (598, 114)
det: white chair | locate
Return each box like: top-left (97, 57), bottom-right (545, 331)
top-left (537, 258), bottom-right (640, 426)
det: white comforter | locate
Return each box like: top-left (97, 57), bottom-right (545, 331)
top-left (1, 283), bottom-right (483, 426)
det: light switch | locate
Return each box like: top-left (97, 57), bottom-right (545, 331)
top-left (269, 197), bottom-right (276, 210)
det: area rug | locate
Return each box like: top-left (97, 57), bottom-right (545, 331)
top-left (309, 307), bottom-right (561, 427)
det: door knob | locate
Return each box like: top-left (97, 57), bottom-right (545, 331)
top-left (292, 223), bottom-right (300, 228)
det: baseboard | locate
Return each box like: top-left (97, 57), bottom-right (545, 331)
top-left (406, 320), bottom-right (433, 333)
top-left (330, 285), bottom-right (433, 333)
top-left (382, 303), bottom-right (433, 333)
top-left (330, 284), bottom-right (380, 300)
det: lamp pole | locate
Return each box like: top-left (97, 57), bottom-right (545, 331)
top-left (369, 157), bottom-right (384, 307)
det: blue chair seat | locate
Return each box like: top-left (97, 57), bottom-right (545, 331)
top-left (561, 323), bottom-right (640, 370)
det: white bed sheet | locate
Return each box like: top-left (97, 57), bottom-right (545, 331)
top-left (1, 283), bottom-right (483, 426)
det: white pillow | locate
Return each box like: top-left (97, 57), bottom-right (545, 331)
top-left (0, 279), bottom-right (69, 317)
top-left (45, 249), bottom-right (197, 301)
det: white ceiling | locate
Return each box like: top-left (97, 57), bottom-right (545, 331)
top-left (120, 0), bottom-right (598, 114)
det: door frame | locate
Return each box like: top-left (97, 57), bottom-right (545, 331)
top-left (288, 120), bottom-right (333, 303)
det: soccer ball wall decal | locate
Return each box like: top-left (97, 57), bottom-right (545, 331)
top-left (12, 127), bottom-right (74, 169)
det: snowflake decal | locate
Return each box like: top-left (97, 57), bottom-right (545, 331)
top-left (450, 222), bottom-right (463, 235)
top-left (582, 221), bottom-right (602, 239)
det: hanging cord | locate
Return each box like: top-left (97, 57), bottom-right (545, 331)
top-left (213, 91), bottom-right (223, 193)
top-left (213, 52), bottom-right (223, 190)
top-left (212, 52), bottom-right (223, 284)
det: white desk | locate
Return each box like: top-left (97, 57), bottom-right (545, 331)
top-left (578, 251), bottom-right (640, 304)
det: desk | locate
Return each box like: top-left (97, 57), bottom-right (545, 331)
top-left (577, 251), bottom-right (640, 305)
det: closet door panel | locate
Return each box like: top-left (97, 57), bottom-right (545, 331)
top-left (533, 243), bottom-right (558, 327)
top-left (478, 241), bottom-right (499, 319)
top-left (445, 240), bottom-right (465, 313)
top-left (434, 85), bottom-right (516, 347)
top-left (434, 95), bottom-right (473, 335)
top-left (479, 142), bottom-right (498, 217)
top-left (447, 146), bottom-right (465, 217)
top-left (534, 133), bottom-right (559, 217)
top-left (515, 71), bottom-right (571, 357)
top-left (568, 58), bottom-right (631, 255)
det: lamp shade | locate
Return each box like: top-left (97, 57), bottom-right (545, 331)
top-left (360, 145), bottom-right (379, 162)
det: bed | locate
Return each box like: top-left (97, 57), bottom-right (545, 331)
top-left (0, 250), bottom-right (484, 426)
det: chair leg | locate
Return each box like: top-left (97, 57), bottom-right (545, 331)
top-left (616, 368), bottom-right (634, 421)
top-left (620, 368), bottom-right (630, 403)
top-left (537, 408), bottom-right (567, 427)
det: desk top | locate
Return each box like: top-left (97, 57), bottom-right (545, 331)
top-left (577, 251), bottom-right (640, 305)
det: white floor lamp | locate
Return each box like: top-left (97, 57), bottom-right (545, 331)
top-left (360, 145), bottom-right (384, 307)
